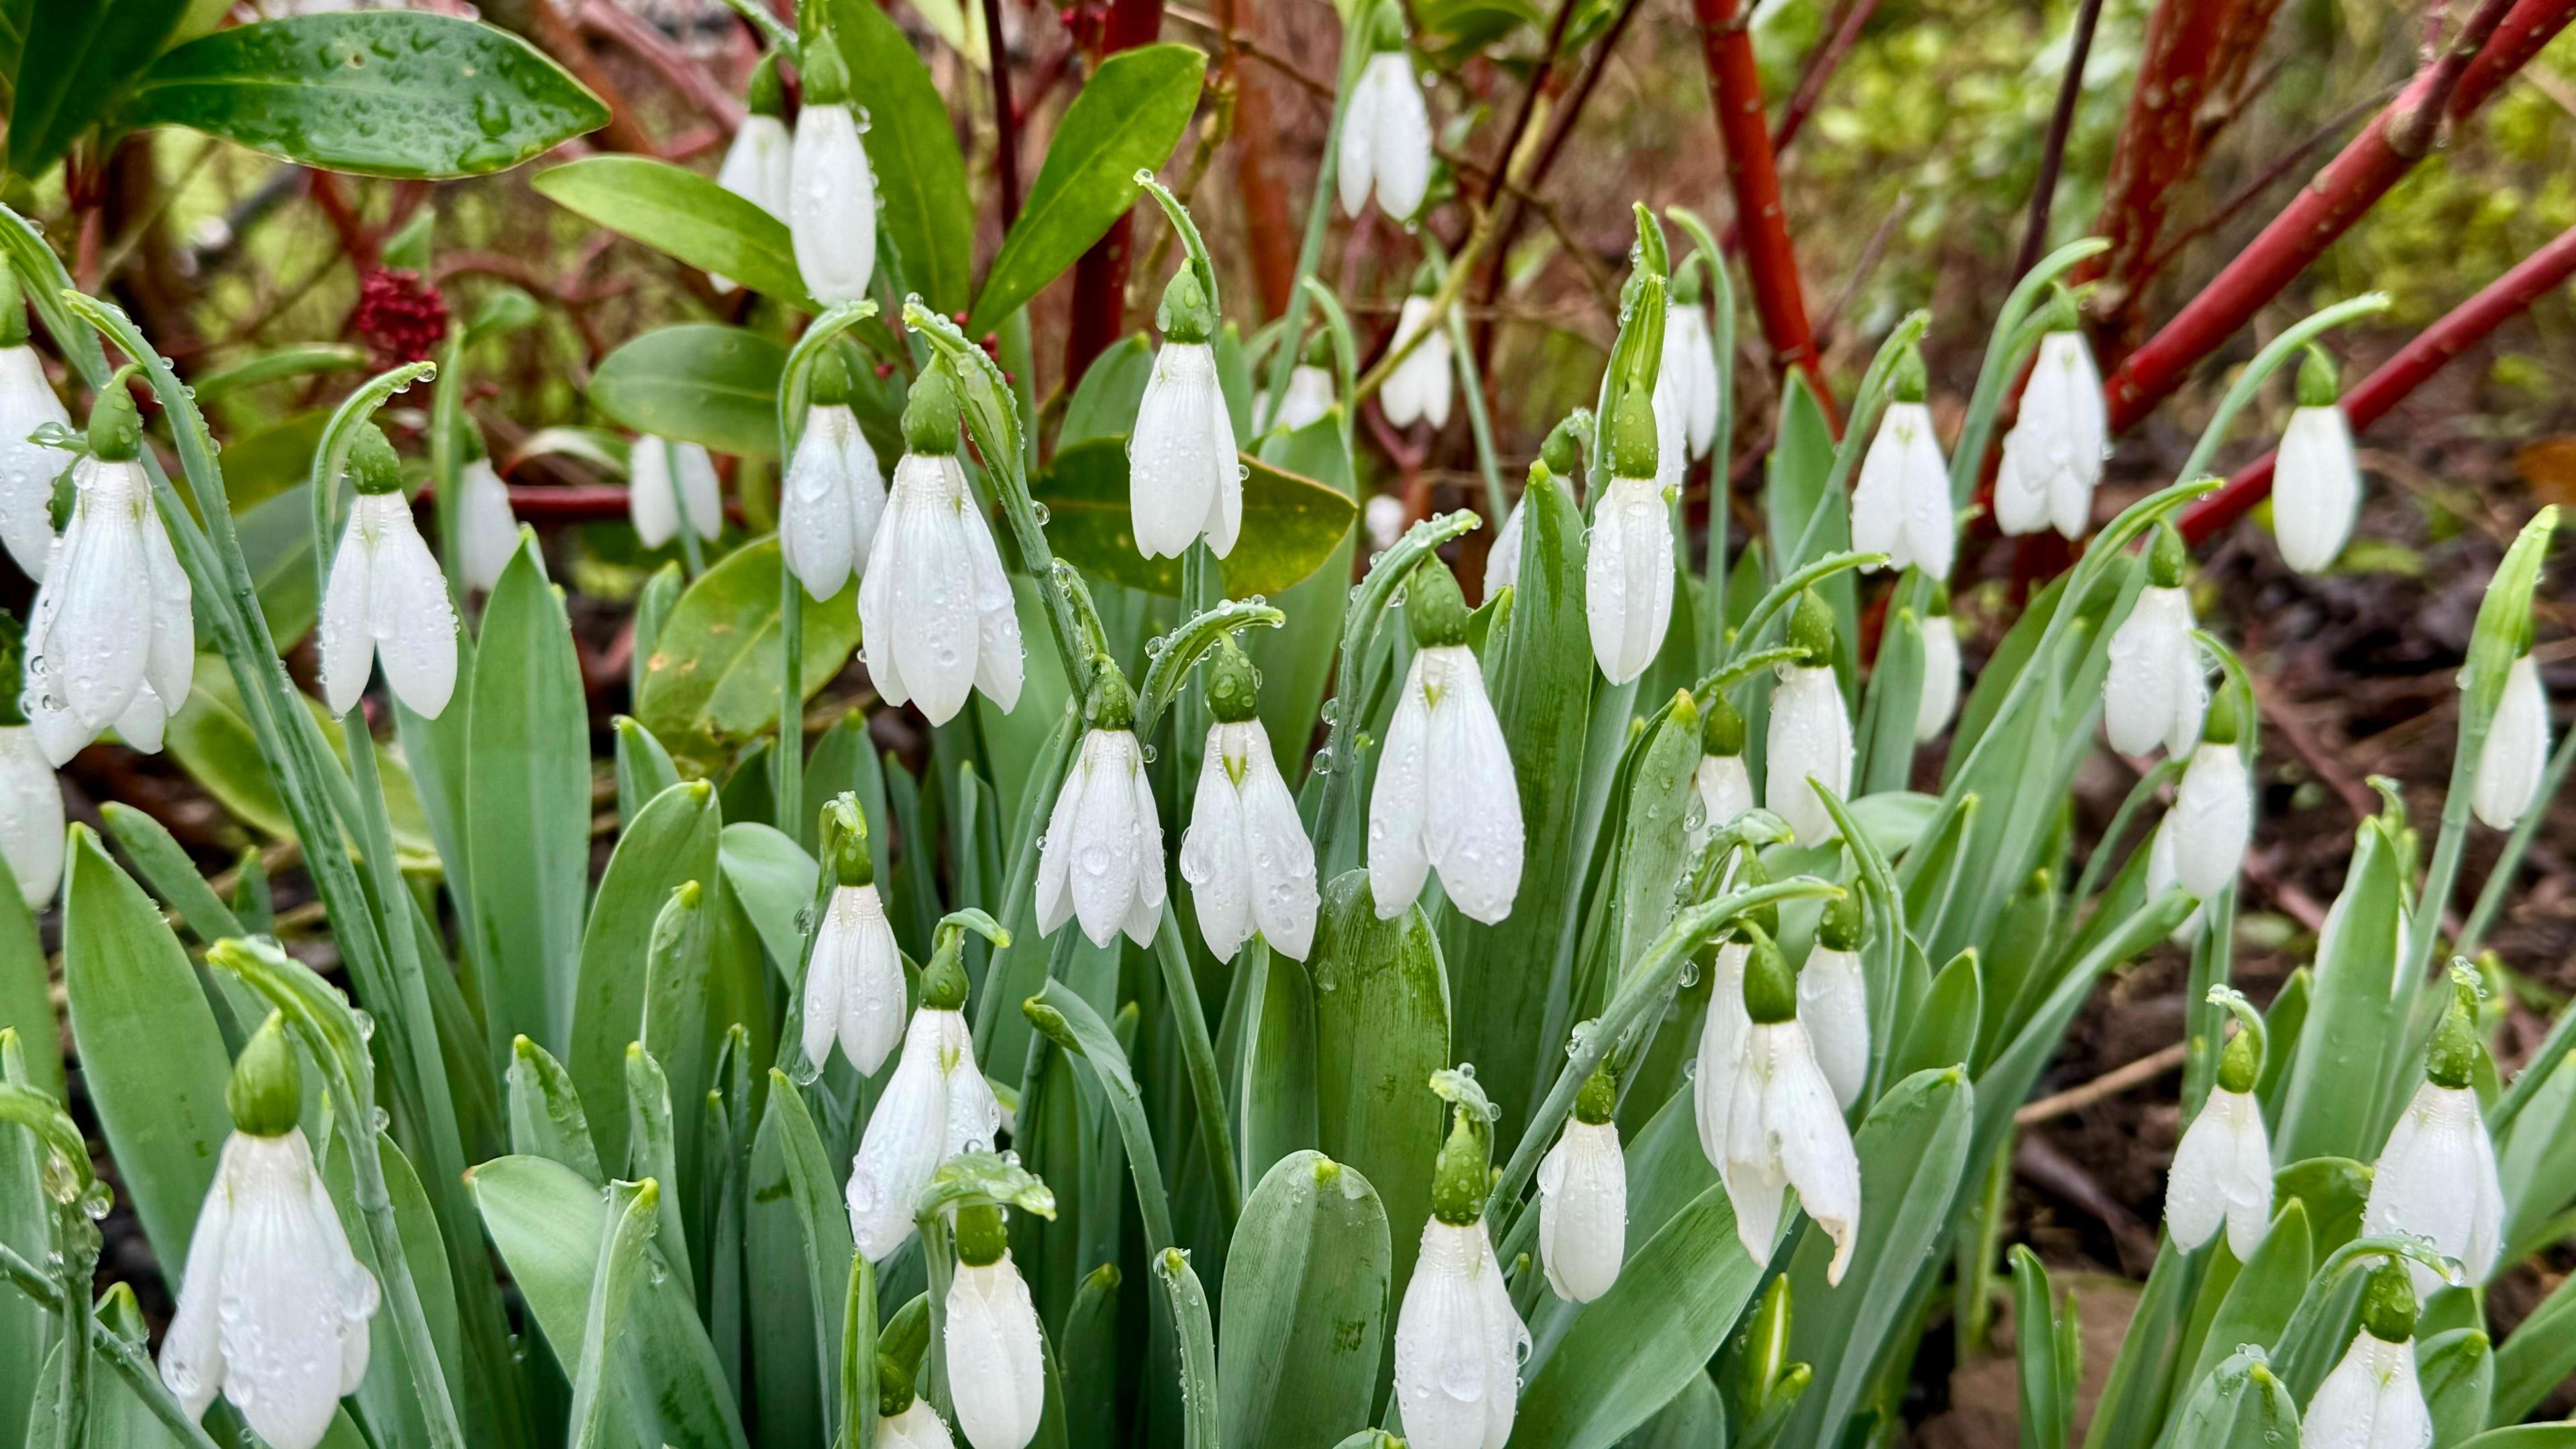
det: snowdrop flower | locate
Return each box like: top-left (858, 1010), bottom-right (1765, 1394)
top-left (1381, 285), bottom-right (1453, 431)
top-left (1364, 493), bottom-right (1408, 553)
top-left (2166, 692), bottom-right (2251, 902)
top-left (2275, 347), bottom-right (2360, 574)
top-left (802, 796), bottom-right (905, 1076)
top-left (1994, 320), bottom-right (2106, 539)
top-left (1394, 1095), bottom-right (1529, 1449)
top-left (1536, 1065), bottom-right (1626, 1303)
top-left (1851, 348), bottom-right (1953, 578)
top-left (859, 370), bottom-right (1024, 726)
top-left (1038, 665), bottom-right (1165, 948)
top-left (2144, 818), bottom-right (2208, 944)
top-left (630, 435), bottom-right (722, 549)
top-left (0, 658), bottom-right (62, 907)
top-left (1485, 421), bottom-right (1583, 598)
top-left (2164, 991), bottom-right (2274, 1260)
top-left (1764, 591), bottom-right (1852, 847)
top-left (879, 1397), bottom-right (957, 1449)
top-left (1181, 640), bottom-right (1318, 960)
top-left (0, 270), bottom-right (73, 580)
top-left (319, 425), bottom-right (456, 720)
top-left (2103, 525), bottom-right (2208, 758)
top-left (21, 374), bottom-right (191, 765)
top-left (945, 1203), bottom-right (1046, 1449)
top-left (1587, 386), bottom-right (1676, 684)
top-left (2304, 1260), bottom-right (2433, 1449)
top-left (2473, 651), bottom-right (2549, 830)
top-left (1130, 263), bottom-right (1240, 559)
top-left (159, 1016), bottom-right (378, 1449)
top-left (452, 425), bottom-right (519, 594)
top-left (1336, 7), bottom-right (1432, 221)
top-left (1664, 266), bottom-right (1721, 461)
top-left (1695, 930), bottom-right (1861, 1281)
top-left (2362, 981), bottom-right (2502, 1295)
top-left (845, 925), bottom-right (1004, 1261)
top-left (782, 346), bottom-right (888, 600)
top-left (711, 54), bottom-right (793, 292)
top-left (1913, 588), bottom-right (1962, 743)
top-left (788, 36), bottom-right (878, 306)
top-left (1690, 694), bottom-right (1755, 853)
top-left (1369, 559), bottom-right (1523, 923)
top-left (1800, 893), bottom-right (1870, 1110)
top-left (1257, 333), bottom-right (1336, 435)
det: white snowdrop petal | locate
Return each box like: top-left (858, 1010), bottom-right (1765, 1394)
top-left (1131, 343), bottom-right (1231, 560)
top-left (1992, 430), bottom-right (2047, 537)
top-left (1237, 729), bottom-right (1320, 959)
top-left (1181, 731), bottom-right (1254, 960)
top-left (2274, 405), bottom-right (2360, 574)
top-left (1536, 1118), bottom-right (1625, 1303)
top-left (1586, 474), bottom-right (1675, 684)
top-left (1382, 298), bottom-right (1453, 429)
top-left (2305, 1333), bottom-right (2428, 1449)
top-left (842, 888), bottom-right (908, 1077)
top-left (790, 104), bottom-right (879, 305)
top-left (53, 461), bottom-right (157, 729)
top-left (881, 1401), bottom-right (958, 1449)
top-left (783, 409), bottom-right (861, 600)
top-left (1393, 1220), bottom-right (1526, 1449)
top-left (1762, 1024), bottom-right (1862, 1283)
top-left (946, 1257), bottom-right (1048, 1449)
top-left (2363, 1081), bottom-right (2502, 1293)
top-left (846, 1011), bottom-right (958, 1260)
top-left (1797, 947), bottom-right (1870, 1110)
top-left (1367, 53), bottom-right (1434, 221)
top-left (1420, 648), bottom-right (1523, 923)
top-left (0, 345), bottom-right (71, 580)
top-left (2171, 743), bottom-right (2250, 901)
top-left (1273, 365), bottom-right (1336, 433)
top-left (2105, 587), bottom-right (2190, 757)
top-left (1913, 614), bottom-right (1962, 743)
top-left (672, 442), bottom-right (724, 540)
top-left (319, 514), bottom-right (376, 718)
top-left (717, 114), bottom-right (794, 220)
top-left (364, 498), bottom-right (460, 719)
top-left (873, 455), bottom-right (984, 725)
top-left (0, 729), bottom-right (62, 907)
top-left (1483, 500), bottom-right (1524, 597)
top-left (457, 459), bottom-right (521, 593)
top-left (1122, 753), bottom-right (1168, 947)
top-left (2165, 1088), bottom-right (2272, 1258)
top-left (2473, 655), bottom-right (2550, 830)
top-left (1336, 69), bottom-right (1379, 217)
top-left (1764, 665), bottom-right (1853, 847)
top-left (800, 903), bottom-right (849, 1072)
top-left (630, 438), bottom-right (679, 547)
top-left (1690, 755), bottom-right (1754, 851)
top-left (1848, 414), bottom-right (1908, 566)
top-left (1368, 652), bottom-right (1435, 917)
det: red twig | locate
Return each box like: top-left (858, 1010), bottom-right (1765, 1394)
top-left (1063, 0), bottom-right (1169, 386)
top-left (1693, 0), bottom-right (1833, 425)
top-left (2130, 80), bottom-right (2402, 286)
top-left (2013, 0), bottom-right (2107, 279)
top-left (1771, 0), bottom-right (1882, 155)
top-left (2103, 0), bottom-right (2575, 433)
top-left (1220, 0), bottom-right (1295, 315)
top-left (2177, 221), bottom-right (2576, 544)
top-left (985, 0), bottom-right (1023, 231)
top-left (578, 0), bottom-right (743, 133)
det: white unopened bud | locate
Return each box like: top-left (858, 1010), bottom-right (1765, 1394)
top-left (1764, 663), bottom-right (1852, 847)
top-left (1130, 341), bottom-right (1241, 559)
top-left (1994, 331), bottom-right (2105, 539)
top-left (1380, 297), bottom-right (1452, 430)
top-left (1585, 472), bottom-right (1675, 684)
top-left (2472, 654), bottom-right (2550, 830)
top-left (319, 492), bottom-right (458, 719)
top-left (1337, 51), bottom-right (1432, 221)
top-left (1368, 645), bottom-right (1522, 922)
top-left (2163, 1086), bottom-right (2273, 1260)
top-left (789, 103), bottom-right (879, 305)
top-left (1851, 400), bottom-right (1953, 577)
top-left (2361, 1079), bottom-right (2502, 1295)
top-left (1391, 1219), bottom-right (1529, 1449)
top-left (2103, 586), bottom-right (2206, 758)
top-left (1535, 1116), bottom-right (1625, 1303)
top-left (2273, 405), bottom-right (2359, 573)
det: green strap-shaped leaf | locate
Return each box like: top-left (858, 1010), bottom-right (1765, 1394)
top-left (569, 780), bottom-right (721, 1165)
top-left (534, 156), bottom-right (812, 307)
top-left (1024, 980), bottom-right (1176, 1256)
top-left (591, 324), bottom-right (788, 459)
top-left (0, 859), bottom-right (63, 1100)
top-left (1154, 1248), bottom-right (1221, 1449)
top-left (1218, 1151), bottom-right (1391, 1449)
top-left (761, 1074), bottom-right (858, 1440)
top-left (2165, 1348), bottom-right (2300, 1449)
top-left (2162, 1199), bottom-right (2311, 1426)
top-left (2272, 815), bottom-right (2405, 1163)
top-left (635, 539), bottom-right (865, 758)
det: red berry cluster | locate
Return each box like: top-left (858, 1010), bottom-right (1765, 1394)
top-left (351, 268), bottom-right (450, 370)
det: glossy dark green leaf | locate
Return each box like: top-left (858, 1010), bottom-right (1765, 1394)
top-left (969, 44), bottom-right (1206, 332)
top-left (534, 156), bottom-right (811, 306)
top-left (819, 0), bottom-right (972, 314)
top-left (1218, 1151), bottom-right (1391, 1449)
top-left (1029, 435), bottom-right (1358, 600)
top-left (1059, 333), bottom-right (1155, 445)
top-left (7, 0), bottom-right (187, 178)
top-left (635, 537), bottom-right (863, 757)
top-left (591, 324), bottom-right (786, 458)
top-left (122, 13), bottom-right (607, 177)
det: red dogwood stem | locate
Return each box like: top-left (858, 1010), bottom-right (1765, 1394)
top-left (2103, 0), bottom-right (2575, 434)
top-left (1063, 0), bottom-right (1170, 384)
top-left (1693, 0), bottom-right (1835, 425)
top-left (2178, 220), bottom-right (2576, 544)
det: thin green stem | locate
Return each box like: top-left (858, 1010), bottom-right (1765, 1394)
top-left (0, 1242), bottom-right (223, 1449)
top-left (2173, 294), bottom-right (2389, 486)
top-left (1152, 904), bottom-right (1242, 1230)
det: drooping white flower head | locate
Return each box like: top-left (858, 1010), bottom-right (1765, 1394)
top-left (1695, 933), bottom-right (1860, 1282)
top-left (1337, 15), bottom-right (1432, 221)
top-left (879, 1399), bottom-right (958, 1449)
top-left (788, 41), bottom-right (878, 306)
top-left (2164, 995), bottom-right (2274, 1260)
top-left (1663, 273), bottom-right (1722, 460)
top-left (1260, 362), bottom-right (1336, 436)
top-left (1396, 1102), bottom-right (1530, 1449)
top-left (945, 1205), bottom-right (1047, 1449)
top-left (782, 350), bottom-right (889, 601)
top-left (2362, 985), bottom-right (2502, 1296)
top-left (1764, 592), bottom-right (1852, 847)
top-left (21, 382), bottom-right (192, 766)
top-left (1181, 645), bottom-right (1319, 960)
top-left (1381, 293), bottom-right (1454, 431)
top-left (1587, 475), bottom-right (1674, 684)
top-left (1369, 561), bottom-right (1522, 923)
top-left (1851, 352), bottom-right (1953, 578)
top-left (1037, 672), bottom-right (1165, 949)
top-left (453, 440), bottom-right (521, 595)
top-left (2274, 347), bottom-right (2359, 574)
top-left (1913, 597), bottom-right (1962, 744)
top-left (0, 290), bottom-right (74, 581)
top-left (2304, 1263), bottom-right (2433, 1449)
top-left (710, 56), bottom-right (794, 292)
top-left (1536, 1068), bottom-right (1626, 1303)
top-left (2472, 653), bottom-right (2550, 830)
top-left (630, 435), bottom-right (723, 549)
top-left (1994, 327), bottom-right (2106, 540)
top-left (2167, 698), bottom-right (2251, 902)
top-left (319, 427), bottom-right (457, 720)
top-left (0, 724), bottom-right (63, 908)
top-left (1364, 493), bottom-right (1409, 553)
top-left (1130, 260), bottom-right (1241, 559)
top-left (1688, 696), bottom-right (1755, 855)
top-left (845, 990), bottom-right (1003, 1262)
top-left (1800, 894), bottom-right (1870, 1110)
top-left (802, 800), bottom-right (905, 1076)
top-left (160, 1018), bottom-right (378, 1449)
top-left (2103, 526), bottom-right (2208, 759)
top-left (859, 370), bottom-right (1024, 726)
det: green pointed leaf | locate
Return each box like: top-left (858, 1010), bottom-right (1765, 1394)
top-left (636, 537), bottom-right (863, 758)
top-left (1218, 1151), bottom-right (1391, 1449)
top-left (591, 324), bottom-right (786, 458)
top-left (508, 1034), bottom-right (604, 1181)
top-left (569, 778), bottom-right (721, 1171)
top-left (533, 156), bottom-right (812, 306)
top-left (1029, 435), bottom-right (1358, 599)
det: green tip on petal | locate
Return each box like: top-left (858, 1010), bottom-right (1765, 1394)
top-left (1701, 690), bottom-right (1746, 757)
top-left (1407, 557), bottom-right (1471, 649)
top-left (1408, 259), bottom-right (1441, 298)
top-left (901, 368), bottom-right (962, 455)
top-left (1788, 589), bottom-right (1835, 666)
top-left (1741, 930), bottom-right (1798, 1025)
top-left (2359, 1258), bottom-right (2418, 1343)
top-left (2148, 522), bottom-right (2188, 588)
top-left (1205, 634), bottom-right (1260, 723)
top-left (877, 1354), bottom-right (916, 1417)
top-left (87, 368), bottom-right (144, 462)
top-left (1670, 260), bottom-right (1705, 307)
top-left (227, 1012), bottom-right (303, 1138)
top-left (2296, 344), bottom-right (2340, 409)
top-left (350, 422), bottom-right (405, 496)
top-left (746, 51), bottom-right (788, 117)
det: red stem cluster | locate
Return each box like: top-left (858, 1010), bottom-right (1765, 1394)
top-left (1692, 0), bottom-right (1834, 423)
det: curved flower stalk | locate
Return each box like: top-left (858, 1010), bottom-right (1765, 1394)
top-left (788, 31), bottom-right (878, 306)
top-left (2304, 1260), bottom-right (2433, 1449)
top-left (629, 434), bottom-right (722, 549)
top-left (1764, 590), bottom-right (1853, 847)
top-left (2273, 346), bottom-right (2360, 573)
top-left (319, 424), bottom-right (457, 720)
top-left (1368, 558), bottom-right (1522, 922)
top-left (1913, 586), bottom-right (1962, 743)
top-left (0, 269), bottom-right (72, 580)
top-left (1394, 1077), bottom-right (1529, 1449)
top-left (2165, 989), bottom-right (2275, 1260)
top-left (1336, 4), bottom-right (1432, 222)
top-left (1181, 637), bottom-right (1318, 960)
top-left (1799, 892), bottom-right (1869, 1110)
top-left (2103, 525), bottom-right (2207, 758)
top-left (1036, 663), bottom-right (1165, 948)
top-left (1690, 692), bottom-right (1755, 853)
top-left (780, 345), bottom-right (888, 600)
top-left (159, 1016), bottom-right (379, 1449)
top-left (945, 1202), bottom-right (1046, 1449)
top-left (1536, 1063), bottom-right (1625, 1303)
top-left (859, 370), bottom-right (1024, 726)
top-left (1994, 305), bottom-right (2106, 539)
top-left (712, 53), bottom-right (792, 292)
top-left (1695, 927), bottom-right (1860, 1282)
top-left (451, 423), bottom-right (519, 594)
top-left (21, 372), bottom-right (191, 765)
top-left (802, 794), bottom-right (906, 1076)
top-left (847, 918), bottom-right (1008, 1262)
top-left (2472, 648), bottom-right (2550, 830)
top-left (1129, 179), bottom-right (1240, 560)
top-left (2165, 690), bottom-right (2252, 902)
top-left (1849, 346), bottom-right (1953, 578)
top-left (1588, 368), bottom-right (1676, 684)
top-left (1381, 272), bottom-right (1453, 431)
top-left (2361, 976), bottom-right (2501, 1295)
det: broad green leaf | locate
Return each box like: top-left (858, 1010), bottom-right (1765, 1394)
top-left (746, 1101), bottom-right (828, 1449)
top-left (7, 0), bottom-right (186, 178)
top-left (1218, 1151), bottom-right (1391, 1449)
top-left (1240, 942), bottom-right (1320, 1190)
top-left (468, 539), bottom-right (593, 1061)
top-left (1030, 435), bottom-right (1358, 599)
top-left (60, 828), bottom-right (232, 1269)
top-left (0, 858), bottom-right (62, 1099)
top-left (761, 1074), bottom-right (857, 1438)
top-left (820, 0), bottom-right (973, 314)
top-left (568, 780), bottom-right (720, 1170)
top-left (1610, 692), bottom-right (1705, 977)
top-left (533, 156), bottom-right (812, 306)
top-left (641, 876), bottom-right (770, 1207)
top-left (614, 716), bottom-right (685, 826)
top-left (121, 13), bottom-right (607, 177)
top-left (2418, 1327), bottom-right (2492, 1449)
top-left (1059, 333), bottom-right (1155, 445)
top-left (2084, 1244), bottom-right (2201, 1449)
top-left (2494, 1259), bottom-right (2576, 1421)
top-left (969, 44), bottom-right (1207, 332)
top-left (1620, 1371), bottom-right (1728, 1449)
top-left (718, 820), bottom-right (821, 976)
top-left (1025, 980), bottom-right (1175, 1253)
top-left (99, 801), bottom-right (240, 947)
top-left (2273, 1157), bottom-right (2371, 1255)
top-left (0, 1080), bottom-right (51, 1449)
top-left (1887, 949), bottom-right (1980, 1081)
top-left (591, 324), bottom-right (786, 458)
top-left (164, 655), bottom-right (438, 868)
top-left (2273, 817), bottom-right (2405, 1163)
top-left (2167, 1200), bottom-right (2311, 1420)
top-left (636, 537), bottom-right (863, 757)
top-left (508, 1033), bottom-right (604, 1182)
top-left (472, 1153), bottom-right (752, 1449)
